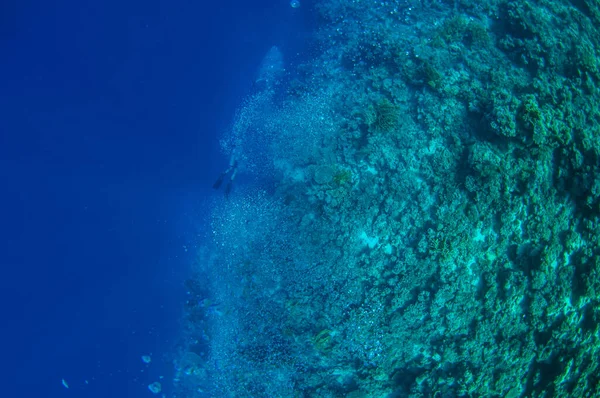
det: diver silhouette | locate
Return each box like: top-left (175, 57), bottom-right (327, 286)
top-left (213, 156), bottom-right (238, 199)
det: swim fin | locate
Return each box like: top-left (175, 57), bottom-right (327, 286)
top-left (213, 173), bottom-right (225, 190)
top-left (224, 181), bottom-right (232, 198)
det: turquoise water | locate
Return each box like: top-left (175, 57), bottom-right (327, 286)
top-left (173, 0), bottom-right (600, 397)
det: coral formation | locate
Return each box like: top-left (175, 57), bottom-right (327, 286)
top-left (173, 0), bottom-right (600, 397)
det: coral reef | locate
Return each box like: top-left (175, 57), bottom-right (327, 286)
top-left (173, 0), bottom-right (600, 397)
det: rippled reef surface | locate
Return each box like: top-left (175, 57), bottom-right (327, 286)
top-left (173, 0), bottom-right (600, 397)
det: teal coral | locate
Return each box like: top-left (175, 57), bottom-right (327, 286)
top-left (365, 98), bottom-right (398, 132)
top-left (173, 0), bottom-right (600, 396)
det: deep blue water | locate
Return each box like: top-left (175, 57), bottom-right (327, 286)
top-left (0, 0), bottom-right (311, 396)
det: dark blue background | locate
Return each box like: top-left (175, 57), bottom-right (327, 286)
top-left (0, 0), bottom-right (311, 396)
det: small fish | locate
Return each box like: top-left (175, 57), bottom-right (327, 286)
top-left (61, 379), bottom-right (69, 389)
